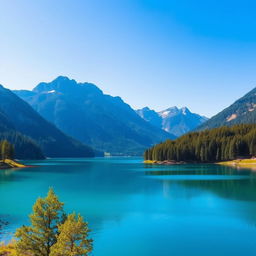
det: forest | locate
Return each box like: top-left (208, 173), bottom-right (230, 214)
top-left (0, 131), bottom-right (45, 159)
top-left (144, 124), bottom-right (256, 162)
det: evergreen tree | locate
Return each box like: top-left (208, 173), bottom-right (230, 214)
top-left (50, 213), bottom-right (93, 256)
top-left (15, 188), bottom-right (64, 256)
top-left (14, 188), bottom-right (93, 256)
top-left (0, 140), bottom-right (14, 161)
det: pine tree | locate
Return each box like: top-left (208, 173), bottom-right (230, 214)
top-left (1, 140), bottom-right (9, 161)
top-left (15, 188), bottom-right (65, 256)
top-left (50, 213), bottom-right (93, 256)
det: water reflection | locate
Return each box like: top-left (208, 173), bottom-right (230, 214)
top-left (1, 158), bottom-right (256, 256)
top-left (144, 164), bottom-right (256, 201)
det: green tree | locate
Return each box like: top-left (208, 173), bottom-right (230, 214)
top-left (50, 213), bottom-right (93, 256)
top-left (15, 188), bottom-right (64, 256)
top-left (1, 140), bottom-right (14, 161)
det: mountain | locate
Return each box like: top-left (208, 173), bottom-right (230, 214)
top-left (0, 84), bottom-right (94, 158)
top-left (14, 76), bottom-right (174, 155)
top-left (137, 106), bottom-right (208, 137)
top-left (0, 108), bottom-right (45, 160)
top-left (198, 87), bottom-right (256, 130)
top-left (136, 107), bottom-right (162, 129)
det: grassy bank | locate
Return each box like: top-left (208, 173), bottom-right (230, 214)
top-left (144, 158), bottom-right (256, 168)
top-left (0, 159), bottom-right (26, 169)
top-left (218, 159), bottom-right (256, 168)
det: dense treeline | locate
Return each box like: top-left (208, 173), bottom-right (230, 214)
top-left (0, 131), bottom-right (45, 159)
top-left (144, 124), bottom-right (256, 162)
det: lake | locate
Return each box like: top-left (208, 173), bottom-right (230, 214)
top-left (1, 157), bottom-right (256, 256)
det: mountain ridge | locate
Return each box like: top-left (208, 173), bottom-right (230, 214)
top-left (14, 76), bottom-right (174, 155)
top-left (198, 87), bottom-right (256, 130)
top-left (0, 84), bottom-right (95, 158)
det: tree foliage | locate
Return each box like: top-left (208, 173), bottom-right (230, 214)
top-left (144, 124), bottom-right (256, 162)
top-left (15, 188), bottom-right (92, 256)
top-left (0, 140), bottom-right (14, 160)
top-left (50, 213), bottom-right (92, 256)
top-left (15, 188), bottom-right (64, 256)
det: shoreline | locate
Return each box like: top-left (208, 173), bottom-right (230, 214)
top-left (144, 158), bottom-right (256, 167)
top-left (144, 160), bottom-right (187, 165)
top-left (0, 159), bottom-right (27, 169)
top-left (217, 159), bottom-right (256, 168)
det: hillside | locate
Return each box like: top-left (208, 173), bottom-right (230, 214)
top-left (198, 87), bottom-right (256, 130)
top-left (14, 76), bottom-right (174, 155)
top-left (0, 85), bottom-right (94, 158)
top-left (0, 108), bottom-right (44, 159)
top-left (137, 106), bottom-right (207, 137)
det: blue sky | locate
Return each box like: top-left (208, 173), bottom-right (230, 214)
top-left (0, 0), bottom-right (256, 117)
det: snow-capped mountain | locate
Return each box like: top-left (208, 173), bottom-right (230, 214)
top-left (137, 106), bottom-right (208, 137)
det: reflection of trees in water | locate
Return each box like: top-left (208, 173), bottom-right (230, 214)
top-left (145, 164), bottom-right (253, 177)
top-left (177, 178), bottom-right (256, 225)
top-left (147, 164), bottom-right (256, 225)
top-left (146, 164), bottom-right (256, 201)
top-left (179, 178), bottom-right (256, 201)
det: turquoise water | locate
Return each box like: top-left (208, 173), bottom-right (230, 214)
top-left (1, 157), bottom-right (256, 256)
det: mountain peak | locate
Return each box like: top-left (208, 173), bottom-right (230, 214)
top-left (15, 78), bottom-right (172, 155)
top-left (181, 107), bottom-right (191, 115)
top-left (138, 106), bottom-right (207, 137)
top-left (52, 75), bottom-right (75, 84)
top-left (159, 106), bottom-right (192, 118)
top-left (139, 106), bottom-right (154, 112)
top-left (55, 75), bottom-right (70, 81)
top-left (33, 76), bottom-right (76, 93)
top-left (33, 76), bottom-right (102, 95)
top-left (166, 106), bottom-right (179, 112)
top-left (159, 106), bottom-right (179, 118)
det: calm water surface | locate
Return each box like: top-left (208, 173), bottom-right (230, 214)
top-left (1, 157), bottom-right (256, 256)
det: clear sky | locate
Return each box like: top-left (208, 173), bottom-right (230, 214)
top-left (0, 0), bottom-right (256, 117)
